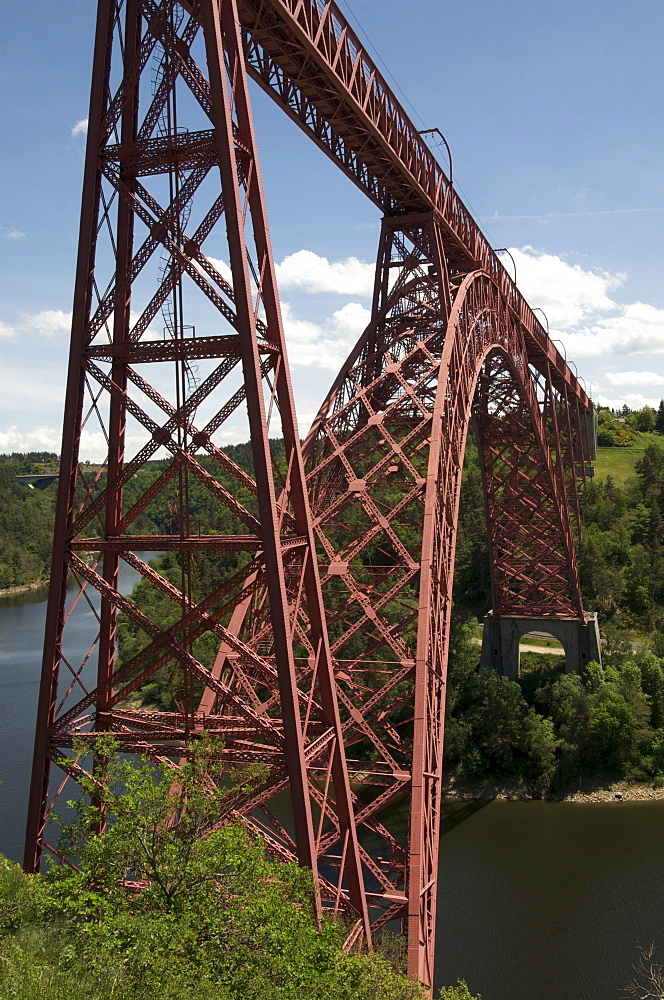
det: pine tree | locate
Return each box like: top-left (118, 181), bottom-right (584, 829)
top-left (655, 399), bottom-right (664, 434)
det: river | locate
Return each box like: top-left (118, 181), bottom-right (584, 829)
top-left (1, 581), bottom-right (662, 1000)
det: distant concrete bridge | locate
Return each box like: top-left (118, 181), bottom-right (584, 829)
top-left (15, 475), bottom-right (58, 491)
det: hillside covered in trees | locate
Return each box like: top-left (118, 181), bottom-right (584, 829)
top-left (0, 453), bottom-right (59, 590)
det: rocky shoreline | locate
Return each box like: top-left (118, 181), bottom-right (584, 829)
top-left (444, 777), bottom-right (664, 804)
top-left (0, 580), bottom-right (48, 599)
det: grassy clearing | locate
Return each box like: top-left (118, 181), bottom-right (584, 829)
top-left (594, 431), bottom-right (663, 484)
top-left (471, 626), bottom-right (564, 653)
top-left (520, 635), bottom-right (564, 650)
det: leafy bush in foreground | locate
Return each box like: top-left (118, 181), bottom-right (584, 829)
top-left (0, 740), bottom-right (480, 999)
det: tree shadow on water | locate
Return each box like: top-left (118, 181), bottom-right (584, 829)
top-left (439, 797), bottom-right (494, 837)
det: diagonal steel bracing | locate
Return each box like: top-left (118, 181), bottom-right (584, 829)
top-left (299, 215), bottom-right (589, 988)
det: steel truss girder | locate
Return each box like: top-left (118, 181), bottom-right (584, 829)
top-left (25, 0), bottom-right (370, 943)
top-left (25, 1), bottom-right (596, 994)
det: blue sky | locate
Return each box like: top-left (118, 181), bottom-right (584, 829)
top-left (1, 0), bottom-right (663, 458)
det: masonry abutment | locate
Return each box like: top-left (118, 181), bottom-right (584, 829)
top-left (480, 612), bottom-right (602, 679)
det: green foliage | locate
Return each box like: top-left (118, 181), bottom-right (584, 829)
top-left (452, 438), bottom-right (491, 609)
top-left (595, 408), bottom-right (638, 447)
top-left (53, 735), bottom-right (266, 911)
top-left (0, 459), bottom-right (58, 589)
top-left (578, 449), bottom-right (664, 629)
top-left (0, 743), bottom-right (429, 1000)
top-left (636, 406), bottom-right (657, 433)
top-left (444, 620), bottom-right (664, 794)
top-left (438, 981), bottom-right (482, 1000)
top-left (656, 400), bottom-right (664, 435)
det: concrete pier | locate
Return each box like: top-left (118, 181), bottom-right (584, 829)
top-left (480, 612), bottom-right (602, 680)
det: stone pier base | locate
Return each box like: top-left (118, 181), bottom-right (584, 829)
top-left (479, 612), bottom-right (602, 680)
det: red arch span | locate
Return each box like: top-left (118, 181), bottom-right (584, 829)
top-left (199, 214), bottom-right (593, 988)
top-left (299, 213), bottom-right (591, 987)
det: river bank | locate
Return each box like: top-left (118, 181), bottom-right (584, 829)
top-left (0, 579), bottom-right (48, 599)
top-left (444, 775), bottom-right (664, 803)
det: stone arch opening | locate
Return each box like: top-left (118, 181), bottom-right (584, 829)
top-left (480, 613), bottom-right (601, 680)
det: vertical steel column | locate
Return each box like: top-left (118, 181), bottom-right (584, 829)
top-left (200, 0), bottom-right (369, 930)
top-left (96, 0), bottom-right (141, 730)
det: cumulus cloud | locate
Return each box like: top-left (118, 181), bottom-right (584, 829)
top-left (586, 302), bottom-right (664, 356)
top-left (0, 425), bottom-right (64, 454)
top-left (596, 392), bottom-right (663, 411)
top-left (604, 370), bottom-right (664, 388)
top-left (20, 309), bottom-right (72, 337)
top-left (276, 250), bottom-right (374, 297)
top-left (205, 256), bottom-right (233, 285)
top-left (0, 310), bottom-right (72, 341)
top-left (0, 421), bottom-right (259, 463)
top-left (194, 249), bottom-right (373, 368)
top-left (505, 246), bottom-right (624, 330)
top-left (71, 118), bottom-right (88, 137)
top-left (282, 300), bottom-right (370, 369)
top-left (506, 246), bottom-right (664, 361)
top-left (0, 307), bottom-right (164, 342)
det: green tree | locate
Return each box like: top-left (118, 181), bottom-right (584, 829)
top-left (438, 981), bottom-right (482, 1000)
top-left (636, 405), bottom-right (656, 432)
top-left (54, 735), bottom-right (264, 911)
top-left (27, 738), bottom-right (427, 1000)
top-left (590, 687), bottom-right (639, 772)
top-left (655, 400), bottom-right (664, 434)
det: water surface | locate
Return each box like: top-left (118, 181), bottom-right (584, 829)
top-left (434, 797), bottom-right (664, 1000)
top-left (0, 558), bottom-right (155, 862)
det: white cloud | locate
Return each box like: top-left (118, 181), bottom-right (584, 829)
top-left (604, 370), bottom-right (664, 388)
top-left (0, 425), bottom-right (63, 454)
top-left (506, 246), bottom-right (624, 330)
top-left (586, 302), bottom-right (664, 356)
top-left (20, 309), bottom-right (72, 337)
top-left (276, 250), bottom-right (374, 297)
top-left (505, 246), bottom-right (664, 362)
top-left (596, 392), bottom-right (663, 411)
top-left (1, 226), bottom-right (25, 239)
top-left (0, 309), bottom-right (71, 341)
top-left (0, 421), bottom-right (261, 463)
top-left (282, 300), bottom-right (370, 370)
top-left (71, 118), bottom-right (88, 137)
top-left (205, 256), bottom-right (233, 285)
top-left (557, 303), bottom-right (664, 360)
